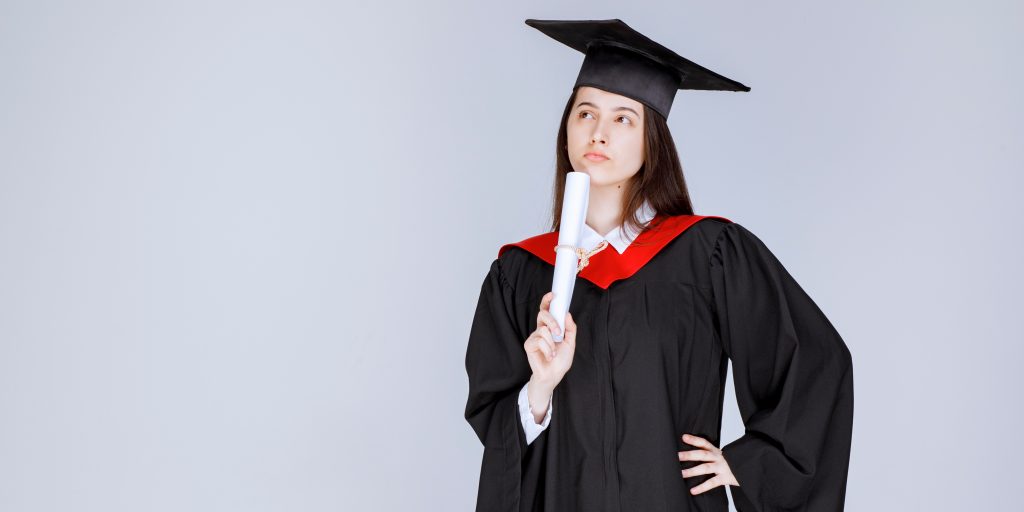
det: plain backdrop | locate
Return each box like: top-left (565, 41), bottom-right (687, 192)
top-left (1, 1), bottom-right (1021, 510)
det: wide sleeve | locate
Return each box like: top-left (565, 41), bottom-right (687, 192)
top-left (709, 222), bottom-right (854, 512)
top-left (464, 257), bottom-right (547, 511)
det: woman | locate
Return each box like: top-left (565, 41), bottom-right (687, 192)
top-left (464, 19), bottom-right (854, 512)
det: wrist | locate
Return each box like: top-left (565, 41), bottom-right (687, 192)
top-left (528, 374), bottom-right (557, 395)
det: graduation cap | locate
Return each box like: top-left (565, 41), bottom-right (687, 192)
top-left (525, 18), bottom-right (750, 119)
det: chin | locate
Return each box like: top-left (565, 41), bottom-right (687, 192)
top-left (574, 162), bottom-right (603, 177)
top-left (577, 167), bottom-right (618, 186)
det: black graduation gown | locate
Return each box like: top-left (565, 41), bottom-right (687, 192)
top-left (464, 214), bottom-right (854, 512)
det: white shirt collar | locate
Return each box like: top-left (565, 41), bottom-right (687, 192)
top-left (579, 200), bottom-right (657, 255)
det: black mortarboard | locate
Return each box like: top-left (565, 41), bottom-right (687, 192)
top-left (525, 18), bottom-right (750, 119)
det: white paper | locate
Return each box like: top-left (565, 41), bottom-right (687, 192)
top-left (550, 171), bottom-right (589, 343)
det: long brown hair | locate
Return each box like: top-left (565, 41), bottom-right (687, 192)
top-left (550, 85), bottom-right (695, 240)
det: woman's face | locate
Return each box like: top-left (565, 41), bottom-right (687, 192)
top-left (566, 86), bottom-right (645, 187)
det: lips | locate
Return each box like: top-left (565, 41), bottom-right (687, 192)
top-left (584, 152), bottom-right (609, 161)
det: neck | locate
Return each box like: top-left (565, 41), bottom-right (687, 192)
top-left (585, 182), bottom-right (626, 236)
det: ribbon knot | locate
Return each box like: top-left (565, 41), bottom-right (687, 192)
top-left (554, 240), bottom-right (610, 273)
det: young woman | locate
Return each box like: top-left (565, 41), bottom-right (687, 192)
top-left (464, 19), bottom-right (854, 512)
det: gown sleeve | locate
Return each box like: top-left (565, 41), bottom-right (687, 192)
top-left (709, 222), bottom-right (855, 512)
top-left (464, 257), bottom-right (548, 511)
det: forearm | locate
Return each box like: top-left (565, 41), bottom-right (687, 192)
top-left (527, 374), bottom-right (556, 424)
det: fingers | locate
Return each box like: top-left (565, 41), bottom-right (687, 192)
top-left (537, 325), bottom-right (557, 359)
top-left (678, 433), bottom-right (729, 495)
top-left (681, 434), bottom-right (718, 452)
top-left (562, 312), bottom-right (577, 345)
top-left (681, 461), bottom-right (717, 479)
top-left (539, 291), bottom-right (554, 313)
top-left (536, 308), bottom-right (562, 339)
top-left (688, 474), bottom-right (724, 495)
top-left (527, 324), bottom-right (558, 361)
top-left (525, 334), bottom-right (554, 361)
top-left (677, 449), bottom-right (717, 463)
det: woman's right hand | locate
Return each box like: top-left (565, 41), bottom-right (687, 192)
top-left (524, 291), bottom-right (577, 389)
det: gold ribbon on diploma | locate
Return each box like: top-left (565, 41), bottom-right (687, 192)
top-left (554, 240), bottom-right (609, 273)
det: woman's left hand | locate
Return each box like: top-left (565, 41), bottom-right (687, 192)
top-left (678, 433), bottom-right (740, 494)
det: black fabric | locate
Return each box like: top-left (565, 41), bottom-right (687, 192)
top-left (574, 43), bottom-right (682, 120)
top-left (464, 218), bottom-right (854, 511)
top-left (525, 18), bottom-right (751, 119)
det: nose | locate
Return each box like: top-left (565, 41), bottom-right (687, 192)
top-left (589, 117), bottom-right (611, 145)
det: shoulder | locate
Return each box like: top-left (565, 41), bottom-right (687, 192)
top-left (658, 214), bottom-right (737, 253)
top-left (486, 230), bottom-right (556, 294)
top-left (681, 214), bottom-right (734, 238)
top-left (669, 215), bottom-right (776, 266)
top-left (495, 225), bottom-right (560, 272)
top-left (704, 218), bottom-right (786, 270)
top-left (675, 214), bottom-right (767, 243)
top-left (497, 229), bottom-right (555, 259)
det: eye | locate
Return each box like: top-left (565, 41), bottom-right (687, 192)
top-left (578, 111), bottom-right (594, 120)
top-left (617, 115), bottom-right (633, 125)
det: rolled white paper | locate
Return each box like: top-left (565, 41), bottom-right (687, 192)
top-left (550, 171), bottom-right (590, 343)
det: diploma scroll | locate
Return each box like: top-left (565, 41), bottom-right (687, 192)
top-left (550, 171), bottom-right (590, 343)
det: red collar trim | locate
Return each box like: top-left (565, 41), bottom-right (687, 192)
top-left (498, 214), bottom-right (732, 290)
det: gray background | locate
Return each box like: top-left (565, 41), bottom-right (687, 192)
top-left (1, 0), bottom-right (1021, 510)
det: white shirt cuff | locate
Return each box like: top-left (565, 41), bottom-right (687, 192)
top-left (517, 381), bottom-right (553, 445)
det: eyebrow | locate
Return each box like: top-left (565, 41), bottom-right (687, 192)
top-left (575, 101), bottom-right (641, 118)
